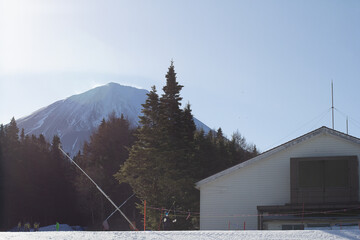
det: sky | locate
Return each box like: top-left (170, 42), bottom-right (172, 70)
top-left (1, 0), bottom-right (360, 152)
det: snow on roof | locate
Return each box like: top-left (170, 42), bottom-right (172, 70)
top-left (195, 126), bottom-right (360, 189)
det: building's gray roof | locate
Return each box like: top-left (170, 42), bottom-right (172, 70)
top-left (195, 126), bottom-right (360, 189)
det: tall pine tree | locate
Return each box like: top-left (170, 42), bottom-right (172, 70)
top-left (75, 114), bottom-right (135, 229)
top-left (115, 86), bottom-right (164, 229)
top-left (160, 61), bottom-right (184, 141)
top-left (116, 62), bottom-right (259, 230)
top-left (116, 62), bottom-right (198, 230)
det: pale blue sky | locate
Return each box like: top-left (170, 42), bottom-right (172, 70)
top-left (1, 0), bottom-right (360, 151)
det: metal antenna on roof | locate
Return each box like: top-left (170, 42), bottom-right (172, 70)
top-left (331, 81), bottom-right (334, 129)
top-left (346, 116), bottom-right (349, 135)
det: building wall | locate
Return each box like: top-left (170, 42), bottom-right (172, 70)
top-left (199, 132), bottom-right (360, 230)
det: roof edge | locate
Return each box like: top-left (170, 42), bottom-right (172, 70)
top-left (195, 126), bottom-right (360, 189)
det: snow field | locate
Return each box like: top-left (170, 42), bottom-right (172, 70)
top-left (1, 230), bottom-right (360, 240)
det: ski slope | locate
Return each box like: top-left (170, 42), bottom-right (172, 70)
top-left (1, 230), bottom-right (360, 240)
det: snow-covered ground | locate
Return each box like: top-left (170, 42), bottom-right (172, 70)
top-left (1, 230), bottom-right (360, 240)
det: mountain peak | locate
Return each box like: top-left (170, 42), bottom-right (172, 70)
top-left (17, 83), bottom-right (210, 156)
top-left (105, 82), bottom-right (143, 90)
top-left (66, 83), bottom-right (148, 104)
top-left (106, 82), bottom-right (120, 87)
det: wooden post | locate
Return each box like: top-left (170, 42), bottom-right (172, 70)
top-left (144, 200), bottom-right (146, 231)
top-left (158, 208), bottom-right (163, 230)
top-left (302, 202), bottom-right (304, 223)
top-left (228, 220), bottom-right (230, 230)
top-left (244, 221), bottom-right (246, 230)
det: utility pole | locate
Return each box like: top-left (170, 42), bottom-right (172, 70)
top-left (331, 81), bottom-right (334, 129)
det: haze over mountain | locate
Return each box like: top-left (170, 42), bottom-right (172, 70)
top-left (16, 83), bottom-right (210, 155)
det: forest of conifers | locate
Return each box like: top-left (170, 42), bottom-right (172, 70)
top-left (0, 63), bottom-right (258, 230)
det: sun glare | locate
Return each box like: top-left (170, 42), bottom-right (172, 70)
top-left (0, 1), bottom-right (38, 74)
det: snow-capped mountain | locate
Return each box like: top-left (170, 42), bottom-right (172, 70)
top-left (17, 82), bottom-right (210, 155)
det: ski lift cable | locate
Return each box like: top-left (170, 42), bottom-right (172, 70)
top-left (58, 145), bottom-right (137, 230)
top-left (165, 201), bottom-right (176, 215)
top-left (105, 193), bottom-right (135, 222)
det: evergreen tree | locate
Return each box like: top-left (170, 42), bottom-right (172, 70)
top-left (75, 113), bottom-right (135, 229)
top-left (160, 61), bottom-right (184, 140)
top-left (2, 118), bottom-right (22, 227)
top-left (183, 103), bottom-right (196, 143)
top-left (115, 86), bottom-right (164, 229)
top-left (20, 128), bottom-right (25, 143)
top-left (0, 119), bottom-right (84, 229)
top-left (4, 117), bottom-right (20, 158)
top-left (117, 62), bottom-right (198, 230)
top-left (47, 135), bottom-right (79, 225)
top-left (197, 129), bottom-right (260, 179)
top-left (0, 124), bottom-right (4, 141)
top-left (5, 118), bottom-right (19, 145)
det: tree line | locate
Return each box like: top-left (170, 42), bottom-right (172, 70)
top-left (0, 118), bottom-right (80, 229)
top-left (0, 62), bottom-right (258, 230)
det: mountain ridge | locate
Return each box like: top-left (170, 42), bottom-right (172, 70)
top-left (16, 83), bottom-right (211, 155)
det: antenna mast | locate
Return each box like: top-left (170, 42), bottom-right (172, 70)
top-left (331, 81), bottom-right (334, 129)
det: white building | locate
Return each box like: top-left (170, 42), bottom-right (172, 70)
top-left (195, 126), bottom-right (360, 230)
